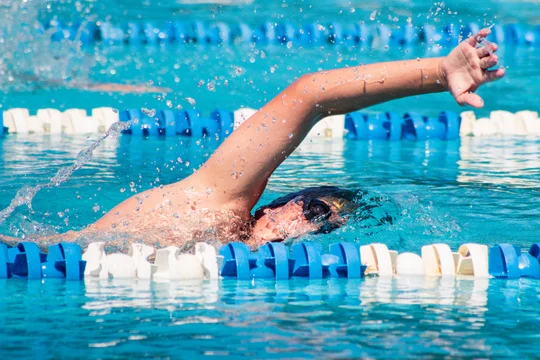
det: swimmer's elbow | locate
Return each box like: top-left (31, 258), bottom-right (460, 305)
top-left (288, 73), bottom-right (324, 117)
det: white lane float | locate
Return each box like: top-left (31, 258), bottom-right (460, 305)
top-left (3, 108), bottom-right (30, 134)
top-left (516, 110), bottom-right (540, 135)
top-left (360, 243), bottom-right (397, 276)
top-left (460, 111), bottom-right (476, 136)
top-left (128, 243), bottom-right (155, 279)
top-left (455, 243), bottom-right (489, 277)
top-left (36, 108), bottom-right (62, 134)
top-left (81, 241), bottom-right (220, 281)
top-left (233, 107), bottom-right (257, 130)
top-left (491, 110), bottom-right (527, 135)
top-left (82, 242), bottom-right (109, 279)
top-left (195, 242), bottom-right (222, 279)
top-left (395, 252), bottom-right (424, 276)
top-left (92, 107), bottom-right (119, 133)
top-left (27, 115), bottom-right (45, 133)
top-left (106, 253), bottom-right (137, 279)
top-left (62, 109), bottom-right (101, 134)
top-left (153, 246), bottom-right (204, 280)
top-left (421, 243), bottom-right (456, 276)
top-left (307, 114), bottom-right (345, 139)
top-left (472, 117), bottom-right (498, 137)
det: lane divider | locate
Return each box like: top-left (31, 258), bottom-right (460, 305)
top-left (2, 108), bottom-right (539, 140)
top-left (0, 241), bottom-right (538, 280)
top-left (460, 110), bottom-right (540, 136)
top-left (40, 20), bottom-right (540, 48)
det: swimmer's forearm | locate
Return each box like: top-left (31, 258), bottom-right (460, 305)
top-left (302, 57), bottom-right (445, 115)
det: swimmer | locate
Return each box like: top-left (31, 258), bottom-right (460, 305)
top-left (0, 29), bottom-right (504, 250)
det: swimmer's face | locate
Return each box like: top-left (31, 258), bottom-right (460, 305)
top-left (250, 197), bottom-right (346, 247)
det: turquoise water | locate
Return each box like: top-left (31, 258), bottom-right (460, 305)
top-left (1, 0), bottom-right (540, 358)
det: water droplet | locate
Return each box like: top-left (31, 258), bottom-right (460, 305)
top-left (369, 10), bottom-right (377, 20)
top-left (207, 83), bottom-right (215, 91)
top-left (231, 172), bottom-right (238, 179)
top-left (288, 133), bottom-right (294, 138)
top-left (120, 188), bottom-right (126, 193)
top-left (197, 80), bottom-right (205, 87)
top-left (186, 97), bottom-right (196, 106)
top-left (166, 100), bottom-right (173, 108)
top-left (92, 204), bottom-right (100, 212)
top-left (57, 212), bottom-right (64, 218)
top-left (141, 108), bottom-right (156, 117)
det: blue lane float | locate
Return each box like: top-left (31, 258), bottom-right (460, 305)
top-left (0, 107), bottom-right (464, 141)
top-left (0, 242), bottom-right (86, 280)
top-left (2, 241), bottom-right (539, 281)
top-left (39, 20), bottom-right (540, 48)
top-left (344, 110), bottom-right (458, 141)
top-left (489, 243), bottom-right (540, 279)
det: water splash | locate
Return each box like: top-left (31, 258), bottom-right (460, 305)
top-left (0, 0), bottom-right (93, 92)
top-left (0, 121), bottom-right (131, 225)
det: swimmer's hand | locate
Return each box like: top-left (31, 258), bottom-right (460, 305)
top-left (439, 28), bottom-right (505, 108)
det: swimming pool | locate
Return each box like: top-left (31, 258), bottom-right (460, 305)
top-left (1, 0), bottom-right (540, 358)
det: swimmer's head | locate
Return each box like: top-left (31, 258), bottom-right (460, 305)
top-left (250, 186), bottom-right (360, 245)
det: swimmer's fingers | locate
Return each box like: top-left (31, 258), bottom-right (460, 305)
top-left (477, 42), bottom-right (498, 58)
top-left (456, 92), bottom-right (485, 108)
top-left (479, 54), bottom-right (499, 69)
top-left (482, 67), bottom-right (506, 83)
top-left (465, 28), bottom-right (491, 47)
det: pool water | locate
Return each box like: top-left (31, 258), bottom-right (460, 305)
top-left (1, 0), bottom-right (539, 358)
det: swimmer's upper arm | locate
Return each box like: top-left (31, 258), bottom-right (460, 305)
top-left (185, 75), bottom-right (321, 211)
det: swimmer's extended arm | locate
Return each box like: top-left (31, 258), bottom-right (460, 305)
top-left (185, 29), bottom-right (504, 212)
